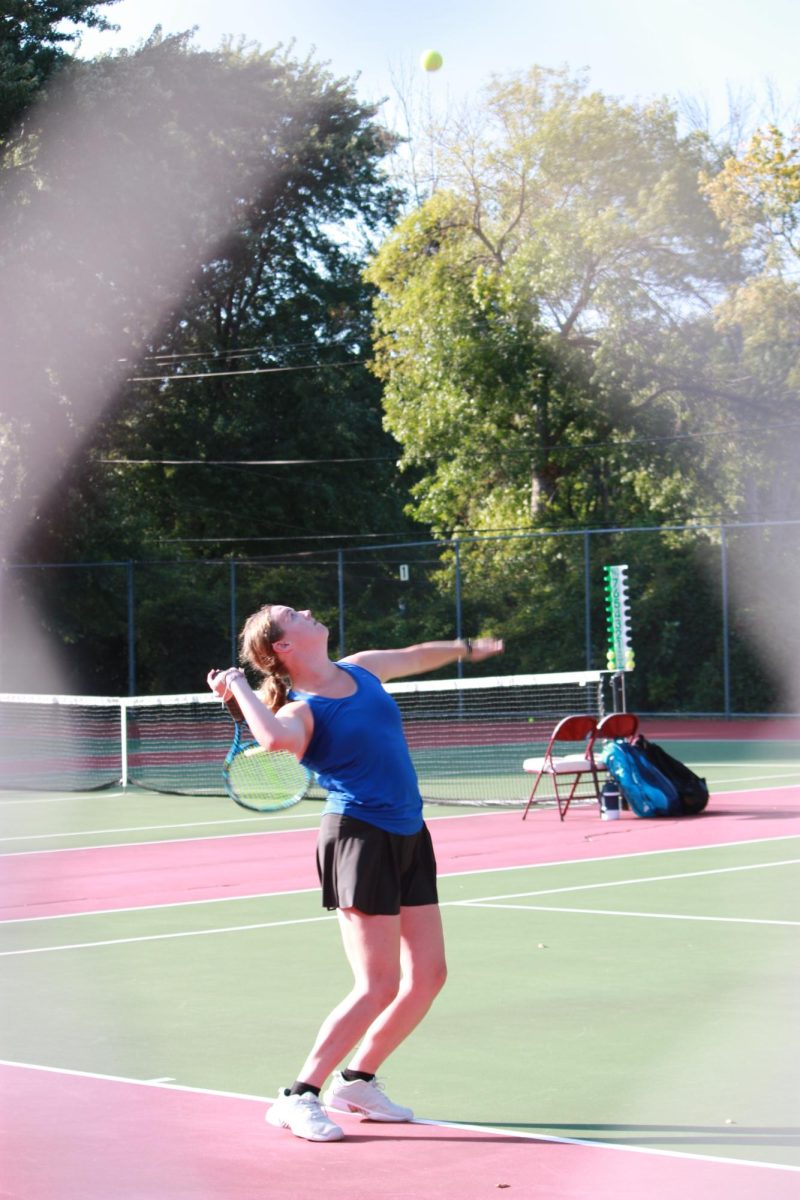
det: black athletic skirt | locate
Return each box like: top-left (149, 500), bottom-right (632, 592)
top-left (316, 812), bottom-right (439, 915)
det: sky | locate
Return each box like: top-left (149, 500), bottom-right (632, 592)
top-left (76, 0), bottom-right (799, 135)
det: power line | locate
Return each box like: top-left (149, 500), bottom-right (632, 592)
top-left (99, 455), bottom-right (395, 466)
top-left (127, 360), bottom-right (365, 383)
top-left (157, 530), bottom-right (423, 544)
top-left (119, 339), bottom-right (354, 364)
top-left (156, 512), bottom-right (800, 549)
top-left (97, 418), bottom-right (800, 469)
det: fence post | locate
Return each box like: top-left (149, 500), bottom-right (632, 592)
top-left (229, 560), bottom-right (237, 665)
top-left (126, 561), bottom-right (136, 697)
top-left (337, 549), bottom-right (346, 658)
top-left (583, 530), bottom-right (592, 670)
top-left (454, 539), bottom-right (463, 679)
top-left (720, 525), bottom-right (731, 716)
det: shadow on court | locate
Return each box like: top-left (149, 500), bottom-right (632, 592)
top-left (447, 1120), bottom-right (800, 1148)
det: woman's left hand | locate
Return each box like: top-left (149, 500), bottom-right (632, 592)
top-left (207, 667), bottom-right (243, 698)
top-left (468, 637), bottom-right (505, 661)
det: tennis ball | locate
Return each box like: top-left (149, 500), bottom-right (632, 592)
top-left (420, 49), bottom-right (443, 72)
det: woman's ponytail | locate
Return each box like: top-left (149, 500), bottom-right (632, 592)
top-left (238, 605), bottom-right (291, 713)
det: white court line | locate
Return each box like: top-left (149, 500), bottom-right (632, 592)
top-left (0, 1058), bottom-right (797, 1174)
top-left (0, 883), bottom-right (320, 924)
top-left (458, 903), bottom-right (800, 927)
top-left (0, 912), bottom-right (337, 956)
top-left (0, 790), bottom-right (134, 805)
top-left (0, 792), bottom-right (129, 806)
top-left (0, 822), bottom-right (320, 858)
top-left (0, 813), bottom-right (310, 843)
top-left (2, 833), bottom-right (799, 925)
top-left (448, 857), bottom-right (800, 905)
top-left (701, 772), bottom-right (800, 784)
top-left (2, 858), bottom-right (797, 956)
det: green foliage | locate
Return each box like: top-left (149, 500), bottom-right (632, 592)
top-left (0, 34), bottom-right (414, 691)
top-left (3, 48), bottom-right (798, 710)
top-left (367, 70), bottom-right (743, 543)
top-left (2, 34), bottom-right (404, 554)
top-left (362, 70), bottom-right (799, 707)
top-left (704, 125), bottom-right (800, 265)
top-left (700, 126), bottom-right (800, 519)
top-left (0, 1), bottom-right (118, 140)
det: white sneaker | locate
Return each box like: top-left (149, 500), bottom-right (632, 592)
top-left (322, 1073), bottom-right (414, 1122)
top-left (266, 1088), bottom-right (344, 1142)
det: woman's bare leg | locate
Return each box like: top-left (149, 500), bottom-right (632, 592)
top-left (347, 904), bottom-right (447, 1074)
top-left (294, 909), bottom-right (401, 1087)
top-left (294, 904), bottom-right (446, 1087)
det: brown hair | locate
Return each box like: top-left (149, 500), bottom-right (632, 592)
top-left (238, 604), bottom-right (291, 712)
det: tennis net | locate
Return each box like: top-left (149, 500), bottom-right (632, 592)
top-left (0, 670), bottom-right (606, 805)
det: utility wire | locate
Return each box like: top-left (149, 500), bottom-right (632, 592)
top-left (98, 418), bottom-right (800, 468)
top-left (120, 340), bottom-right (350, 364)
top-left (99, 456), bottom-right (393, 466)
top-left (127, 360), bottom-right (364, 383)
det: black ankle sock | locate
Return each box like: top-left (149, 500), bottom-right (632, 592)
top-left (289, 1080), bottom-right (320, 1097)
top-left (341, 1068), bottom-right (375, 1083)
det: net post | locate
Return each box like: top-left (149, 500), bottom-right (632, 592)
top-left (126, 561), bottom-right (136, 696)
top-left (583, 530), bottom-right (592, 670)
top-left (720, 525), bottom-right (731, 717)
top-left (120, 699), bottom-right (129, 787)
top-left (454, 539), bottom-right (463, 681)
top-left (609, 670), bottom-right (626, 713)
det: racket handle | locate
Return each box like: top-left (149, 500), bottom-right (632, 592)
top-left (223, 694), bottom-right (245, 723)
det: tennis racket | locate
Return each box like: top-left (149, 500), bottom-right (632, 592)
top-left (219, 688), bottom-right (312, 813)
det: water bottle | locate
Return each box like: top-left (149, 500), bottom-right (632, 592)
top-left (600, 780), bottom-right (621, 821)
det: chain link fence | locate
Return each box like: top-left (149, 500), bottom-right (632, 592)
top-left (2, 519), bottom-right (799, 713)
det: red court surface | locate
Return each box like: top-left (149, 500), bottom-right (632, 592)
top-left (1, 787), bottom-right (799, 921)
top-left (2, 1062), bottom-right (798, 1200)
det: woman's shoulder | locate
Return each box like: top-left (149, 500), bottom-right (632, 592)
top-left (335, 657), bottom-right (379, 681)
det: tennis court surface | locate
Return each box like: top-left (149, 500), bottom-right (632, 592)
top-left (1, 721), bottom-right (799, 1198)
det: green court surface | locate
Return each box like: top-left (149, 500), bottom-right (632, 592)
top-left (1, 736), bottom-right (799, 1175)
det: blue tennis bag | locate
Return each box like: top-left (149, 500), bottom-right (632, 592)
top-left (601, 736), bottom-right (709, 817)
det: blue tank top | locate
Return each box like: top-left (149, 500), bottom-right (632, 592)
top-left (289, 661), bottom-right (423, 835)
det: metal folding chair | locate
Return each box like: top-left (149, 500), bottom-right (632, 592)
top-left (522, 714), bottom-right (600, 822)
top-left (595, 712), bottom-right (639, 742)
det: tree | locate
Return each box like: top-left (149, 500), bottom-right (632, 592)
top-left (366, 69), bottom-right (741, 538)
top-left (703, 124), bottom-right (800, 266)
top-left (0, 0), bottom-right (119, 140)
top-left (701, 124), bottom-right (800, 521)
top-left (697, 124), bottom-right (800, 710)
top-left (364, 68), bottom-right (800, 701)
top-left (0, 33), bottom-right (411, 692)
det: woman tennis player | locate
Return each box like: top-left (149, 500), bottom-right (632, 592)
top-left (208, 605), bottom-right (503, 1142)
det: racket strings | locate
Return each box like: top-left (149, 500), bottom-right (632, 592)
top-left (225, 743), bottom-right (310, 809)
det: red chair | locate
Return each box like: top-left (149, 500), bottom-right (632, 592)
top-left (595, 712), bottom-right (639, 742)
top-left (522, 714), bottom-right (600, 822)
top-left (593, 712), bottom-right (639, 782)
